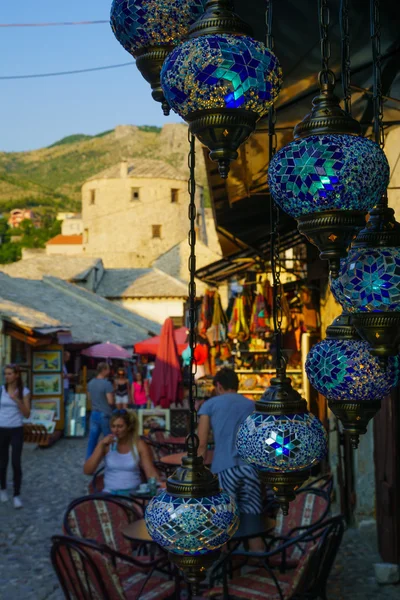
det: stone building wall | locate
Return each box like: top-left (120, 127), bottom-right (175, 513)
top-left (82, 168), bottom-right (204, 268)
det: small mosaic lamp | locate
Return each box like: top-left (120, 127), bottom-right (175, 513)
top-left (145, 438), bottom-right (239, 590)
top-left (268, 74), bottom-right (389, 278)
top-left (236, 365), bottom-right (327, 514)
top-left (335, 200), bottom-right (400, 360)
top-left (306, 313), bottom-right (400, 448)
top-left (110, 0), bottom-right (206, 115)
top-left (160, 0), bottom-right (282, 178)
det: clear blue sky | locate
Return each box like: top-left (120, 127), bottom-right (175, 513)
top-left (0, 0), bottom-right (182, 152)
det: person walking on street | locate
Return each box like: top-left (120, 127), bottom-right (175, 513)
top-left (132, 371), bottom-right (150, 410)
top-left (197, 367), bottom-right (263, 550)
top-left (0, 364), bottom-right (31, 509)
top-left (86, 363), bottom-right (114, 459)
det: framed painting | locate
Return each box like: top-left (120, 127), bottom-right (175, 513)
top-left (33, 374), bottom-right (62, 396)
top-left (138, 409), bottom-right (170, 436)
top-left (32, 350), bottom-right (62, 373)
top-left (31, 398), bottom-right (61, 421)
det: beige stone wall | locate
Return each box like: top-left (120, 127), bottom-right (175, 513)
top-left (62, 218), bottom-right (83, 236)
top-left (115, 298), bottom-right (184, 324)
top-left (82, 175), bottom-right (204, 268)
top-left (46, 244), bottom-right (83, 256)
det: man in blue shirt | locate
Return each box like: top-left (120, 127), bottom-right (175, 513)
top-left (197, 367), bottom-right (263, 516)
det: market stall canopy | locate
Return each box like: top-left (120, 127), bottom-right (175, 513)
top-left (205, 0), bottom-right (400, 254)
top-left (149, 318), bottom-right (183, 409)
top-left (81, 342), bottom-right (132, 359)
top-left (134, 326), bottom-right (188, 356)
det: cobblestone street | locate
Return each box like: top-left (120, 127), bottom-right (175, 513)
top-left (0, 437), bottom-right (399, 600)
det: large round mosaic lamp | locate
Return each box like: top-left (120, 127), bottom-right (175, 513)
top-left (160, 0), bottom-right (282, 178)
top-left (306, 312), bottom-right (400, 448)
top-left (335, 201), bottom-right (400, 359)
top-left (110, 0), bottom-right (206, 115)
top-left (236, 366), bottom-right (327, 514)
top-left (268, 75), bottom-right (389, 277)
top-left (145, 447), bottom-right (239, 589)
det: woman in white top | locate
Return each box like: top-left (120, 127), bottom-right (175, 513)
top-left (84, 409), bottom-right (159, 496)
top-left (0, 364), bottom-right (31, 509)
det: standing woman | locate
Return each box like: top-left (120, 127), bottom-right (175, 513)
top-left (114, 368), bottom-right (131, 410)
top-left (0, 365), bottom-right (30, 508)
top-left (132, 371), bottom-right (150, 410)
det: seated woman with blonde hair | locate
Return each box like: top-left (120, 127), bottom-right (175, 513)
top-left (84, 409), bottom-right (159, 496)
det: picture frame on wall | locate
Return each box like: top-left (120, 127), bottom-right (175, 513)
top-left (32, 350), bottom-right (62, 373)
top-left (31, 398), bottom-right (61, 421)
top-left (33, 374), bottom-right (62, 396)
top-left (138, 409), bottom-right (170, 436)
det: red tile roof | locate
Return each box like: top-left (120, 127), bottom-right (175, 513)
top-left (46, 235), bottom-right (83, 246)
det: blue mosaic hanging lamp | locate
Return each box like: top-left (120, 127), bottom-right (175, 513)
top-left (236, 365), bottom-right (327, 514)
top-left (110, 0), bottom-right (206, 115)
top-left (267, 75), bottom-right (389, 278)
top-left (334, 200), bottom-right (400, 360)
top-left (306, 312), bottom-right (400, 447)
top-left (145, 443), bottom-right (239, 585)
top-left (160, 0), bottom-right (282, 178)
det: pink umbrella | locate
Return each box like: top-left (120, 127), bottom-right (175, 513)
top-left (150, 318), bottom-right (182, 409)
top-left (81, 342), bottom-right (132, 360)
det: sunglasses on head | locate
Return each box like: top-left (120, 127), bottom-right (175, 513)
top-left (112, 409), bottom-right (128, 416)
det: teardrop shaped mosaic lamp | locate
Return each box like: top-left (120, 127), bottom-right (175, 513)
top-left (161, 0), bottom-right (282, 177)
top-left (110, 0), bottom-right (207, 114)
top-left (236, 366), bottom-right (327, 514)
top-left (268, 76), bottom-right (389, 277)
top-left (306, 313), bottom-right (400, 448)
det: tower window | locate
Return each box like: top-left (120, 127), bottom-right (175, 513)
top-left (171, 189), bottom-right (179, 203)
top-left (90, 190), bottom-right (96, 205)
top-left (131, 188), bottom-right (140, 201)
top-left (152, 225), bottom-right (162, 239)
top-left (84, 228), bottom-right (89, 243)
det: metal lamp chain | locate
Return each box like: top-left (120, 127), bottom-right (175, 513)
top-left (319, 0), bottom-right (331, 82)
top-left (187, 132), bottom-right (199, 455)
top-left (265, 0), bottom-right (274, 50)
top-left (340, 0), bottom-right (352, 114)
top-left (371, 0), bottom-right (384, 149)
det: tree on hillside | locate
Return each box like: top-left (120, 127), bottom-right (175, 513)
top-left (0, 217), bottom-right (62, 264)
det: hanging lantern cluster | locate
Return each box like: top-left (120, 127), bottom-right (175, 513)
top-left (304, 0), bottom-right (400, 445)
top-left (110, 0), bottom-right (207, 115)
top-left (160, 0), bottom-right (283, 177)
top-left (306, 313), bottom-right (400, 448)
top-left (267, 0), bottom-right (389, 278)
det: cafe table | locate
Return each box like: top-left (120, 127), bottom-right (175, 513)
top-left (159, 450), bottom-right (214, 467)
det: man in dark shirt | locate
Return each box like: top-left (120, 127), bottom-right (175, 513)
top-left (86, 362), bottom-right (114, 459)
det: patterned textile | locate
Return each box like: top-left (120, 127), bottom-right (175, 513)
top-left (269, 490), bottom-right (328, 568)
top-left (218, 465), bottom-right (263, 515)
top-left (65, 498), bottom-right (141, 578)
top-left (209, 551), bottom-right (312, 599)
top-left (122, 572), bottom-right (175, 600)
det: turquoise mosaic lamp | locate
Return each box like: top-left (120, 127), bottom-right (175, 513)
top-left (110, 0), bottom-right (206, 114)
top-left (160, 0), bottom-right (282, 177)
top-left (236, 365), bottom-right (327, 514)
top-left (267, 75), bottom-right (389, 278)
top-left (145, 443), bottom-right (239, 588)
top-left (334, 201), bottom-right (400, 360)
top-left (306, 312), bottom-right (400, 447)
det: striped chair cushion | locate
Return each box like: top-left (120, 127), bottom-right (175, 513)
top-left (209, 550), bottom-right (311, 599)
top-left (123, 572), bottom-right (175, 600)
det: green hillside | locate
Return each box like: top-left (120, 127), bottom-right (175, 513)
top-left (0, 124), bottom-right (207, 215)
